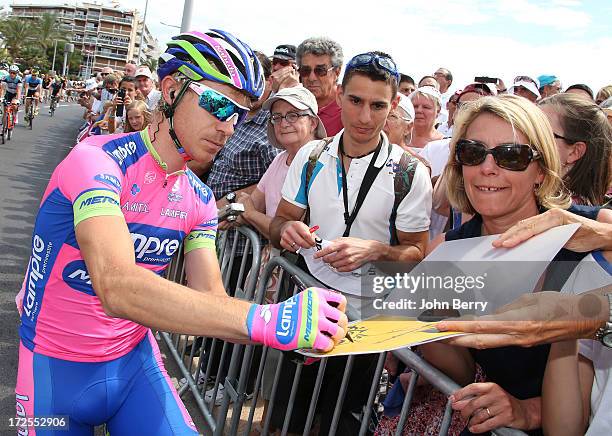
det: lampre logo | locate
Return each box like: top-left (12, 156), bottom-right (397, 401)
top-left (94, 173), bottom-right (121, 191)
top-left (24, 235), bottom-right (46, 318)
top-left (106, 140), bottom-right (137, 166)
top-left (275, 295), bottom-right (299, 345)
top-left (16, 393), bottom-right (29, 435)
top-left (62, 260), bottom-right (95, 296)
top-left (131, 233), bottom-right (180, 265)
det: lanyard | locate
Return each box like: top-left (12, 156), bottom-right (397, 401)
top-left (339, 135), bottom-right (385, 237)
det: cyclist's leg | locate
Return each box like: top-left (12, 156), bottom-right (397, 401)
top-left (106, 331), bottom-right (198, 436)
top-left (34, 93), bottom-right (40, 115)
top-left (16, 342), bottom-right (94, 436)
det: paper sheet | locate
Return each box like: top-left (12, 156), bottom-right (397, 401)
top-left (298, 316), bottom-right (463, 357)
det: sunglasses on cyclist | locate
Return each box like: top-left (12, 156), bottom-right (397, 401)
top-left (298, 65), bottom-right (335, 78)
top-left (455, 139), bottom-right (540, 171)
top-left (345, 53), bottom-right (399, 81)
top-left (188, 82), bottom-right (249, 126)
top-left (270, 111), bottom-right (311, 124)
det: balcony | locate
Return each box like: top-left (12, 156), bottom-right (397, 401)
top-left (97, 38), bottom-right (130, 49)
top-left (99, 28), bottom-right (132, 38)
top-left (100, 14), bottom-right (132, 25)
top-left (96, 50), bottom-right (128, 61)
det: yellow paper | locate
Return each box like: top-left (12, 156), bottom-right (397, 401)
top-left (298, 315), bottom-right (462, 357)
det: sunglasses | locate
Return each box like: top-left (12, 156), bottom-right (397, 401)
top-left (298, 65), bottom-right (335, 78)
top-left (273, 58), bottom-right (292, 67)
top-left (346, 53), bottom-right (399, 81)
top-left (514, 75), bottom-right (537, 86)
top-left (188, 82), bottom-right (249, 126)
top-left (455, 139), bottom-right (540, 171)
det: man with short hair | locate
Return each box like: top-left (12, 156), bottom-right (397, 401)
top-left (565, 83), bottom-right (594, 100)
top-left (270, 43), bottom-right (299, 93)
top-left (418, 75), bottom-right (440, 90)
top-left (124, 61), bottom-right (137, 77)
top-left (296, 37), bottom-right (344, 135)
top-left (398, 73), bottom-right (416, 96)
top-left (135, 66), bottom-right (161, 110)
top-left (510, 75), bottom-right (540, 103)
top-left (101, 66), bottom-right (114, 77)
top-left (538, 74), bottom-right (562, 98)
top-left (269, 51), bottom-right (432, 434)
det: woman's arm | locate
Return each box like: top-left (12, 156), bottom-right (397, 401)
top-left (542, 340), bottom-right (593, 436)
top-left (419, 342), bottom-right (476, 386)
top-left (237, 190), bottom-right (273, 239)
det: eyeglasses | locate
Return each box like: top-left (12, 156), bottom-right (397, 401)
top-left (270, 111), bottom-right (311, 124)
top-left (387, 113), bottom-right (411, 122)
top-left (188, 81), bottom-right (249, 126)
top-left (346, 53), bottom-right (399, 81)
top-left (298, 65), bottom-right (335, 78)
top-left (455, 139), bottom-right (540, 171)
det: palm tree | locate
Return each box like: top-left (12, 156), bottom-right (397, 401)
top-left (36, 13), bottom-right (67, 53)
top-left (0, 18), bottom-right (30, 58)
top-left (142, 57), bottom-right (158, 71)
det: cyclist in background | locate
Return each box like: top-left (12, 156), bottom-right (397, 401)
top-left (0, 62), bottom-right (9, 80)
top-left (1, 65), bottom-right (22, 125)
top-left (24, 68), bottom-right (43, 118)
top-left (42, 73), bottom-right (52, 103)
top-left (49, 76), bottom-right (63, 114)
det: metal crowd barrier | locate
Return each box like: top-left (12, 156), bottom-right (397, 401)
top-left (161, 226), bottom-right (527, 436)
top-left (159, 226), bottom-right (261, 434)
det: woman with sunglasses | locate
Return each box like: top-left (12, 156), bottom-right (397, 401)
top-left (421, 94), bottom-right (611, 436)
top-left (14, 29), bottom-right (347, 435)
top-left (538, 93), bottom-right (612, 206)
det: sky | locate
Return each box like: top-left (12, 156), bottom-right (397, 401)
top-left (2, 0), bottom-right (611, 93)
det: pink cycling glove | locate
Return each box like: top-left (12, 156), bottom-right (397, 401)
top-left (246, 287), bottom-right (346, 352)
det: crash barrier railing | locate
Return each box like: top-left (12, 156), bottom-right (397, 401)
top-left (161, 227), bottom-right (527, 436)
top-left (159, 226), bottom-right (261, 434)
top-left (215, 256), bottom-right (528, 436)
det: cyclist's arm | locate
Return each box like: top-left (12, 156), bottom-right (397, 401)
top-left (0, 82), bottom-right (5, 99)
top-left (76, 215), bottom-right (253, 341)
top-left (16, 82), bottom-right (22, 100)
top-left (184, 248), bottom-right (226, 295)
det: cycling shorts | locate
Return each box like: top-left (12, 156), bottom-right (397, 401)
top-left (4, 92), bottom-right (16, 104)
top-left (16, 331), bottom-right (198, 435)
top-left (26, 89), bottom-right (38, 98)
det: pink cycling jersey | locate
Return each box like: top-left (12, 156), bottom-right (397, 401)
top-left (19, 129), bottom-right (218, 362)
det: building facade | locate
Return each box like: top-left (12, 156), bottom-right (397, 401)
top-left (9, 1), bottom-right (160, 77)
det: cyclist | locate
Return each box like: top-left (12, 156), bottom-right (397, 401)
top-left (42, 73), bottom-right (52, 103)
top-left (0, 62), bottom-right (9, 80)
top-left (1, 65), bottom-right (22, 125)
top-left (24, 67), bottom-right (43, 120)
top-left (49, 76), bottom-right (63, 114)
top-left (15, 29), bottom-right (347, 435)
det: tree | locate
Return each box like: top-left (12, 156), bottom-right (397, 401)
top-left (142, 57), bottom-right (158, 71)
top-left (36, 13), bottom-right (67, 53)
top-left (0, 18), bottom-right (30, 59)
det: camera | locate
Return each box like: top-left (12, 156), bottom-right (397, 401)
top-left (474, 76), bottom-right (499, 85)
top-left (116, 88), bottom-right (126, 117)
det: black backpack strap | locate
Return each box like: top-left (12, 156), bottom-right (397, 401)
top-left (390, 151), bottom-right (419, 245)
top-left (304, 137), bottom-right (333, 224)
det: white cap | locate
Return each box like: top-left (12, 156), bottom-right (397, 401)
top-left (397, 93), bottom-right (415, 121)
top-left (510, 79), bottom-right (540, 99)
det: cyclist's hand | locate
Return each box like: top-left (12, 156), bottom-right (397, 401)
top-left (246, 287), bottom-right (348, 352)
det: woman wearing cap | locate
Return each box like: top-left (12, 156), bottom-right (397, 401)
top-left (235, 85), bottom-right (326, 239)
top-left (383, 93), bottom-right (415, 151)
top-left (408, 86), bottom-right (445, 149)
top-left (420, 95), bottom-right (612, 435)
top-left (538, 93), bottom-right (612, 206)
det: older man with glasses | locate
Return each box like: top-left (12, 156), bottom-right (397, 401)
top-left (296, 36), bottom-right (344, 135)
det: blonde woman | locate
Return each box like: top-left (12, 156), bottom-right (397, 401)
top-left (422, 95), bottom-right (612, 435)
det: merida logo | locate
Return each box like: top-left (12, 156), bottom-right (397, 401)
top-left (303, 291), bottom-right (314, 343)
top-left (80, 195), bottom-right (119, 209)
top-left (24, 235), bottom-right (45, 318)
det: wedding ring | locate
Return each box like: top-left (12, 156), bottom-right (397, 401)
top-left (485, 407), bottom-right (492, 418)
top-left (290, 242), bottom-right (296, 247)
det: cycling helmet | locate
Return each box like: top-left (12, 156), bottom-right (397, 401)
top-left (0, 62), bottom-right (8, 70)
top-left (158, 29), bottom-right (264, 100)
top-left (9, 65), bottom-right (19, 73)
top-left (31, 68), bottom-right (40, 75)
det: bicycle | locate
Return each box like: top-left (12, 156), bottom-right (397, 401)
top-left (24, 96), bottom-right (37, 130)
top-left (49, 95), bottom-right (58, 117)
top-left (1, 100), bottom-right (16, 144)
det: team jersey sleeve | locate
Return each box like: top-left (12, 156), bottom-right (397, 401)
top-left (395, 161), bottom-right (433, 233)
top-left (281, 142), bottom-right (316, 209)
top-left (57, 144), bottom-right (124, 228)
top-left (184, 183), bottom-right (218, 254)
